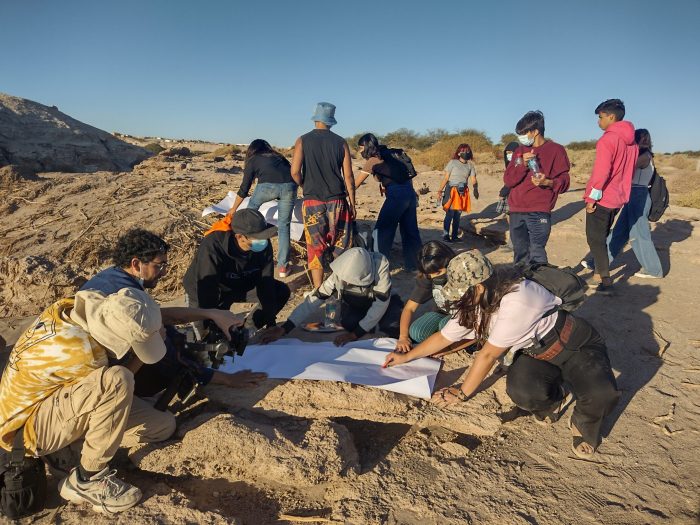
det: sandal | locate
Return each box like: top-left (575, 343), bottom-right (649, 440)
top-left (568, 412), bottom-right (596, 459)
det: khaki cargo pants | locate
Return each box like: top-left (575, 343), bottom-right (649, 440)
top-left (31, 365), bottom-right (176, 472)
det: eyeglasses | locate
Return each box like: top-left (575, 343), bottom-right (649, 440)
top-left (146, 260), bottom-right (169, 272)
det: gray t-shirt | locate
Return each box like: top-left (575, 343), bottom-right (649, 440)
top-left (632, 160), bottom-right (654, 186)
top-left (445, 159), bottom-right (476, 186)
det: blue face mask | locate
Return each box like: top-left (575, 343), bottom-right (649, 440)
top-left (249, 238), bottom-right (268, 252)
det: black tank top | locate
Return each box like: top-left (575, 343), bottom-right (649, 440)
top-left (300, 129), bottom-right (347, 200)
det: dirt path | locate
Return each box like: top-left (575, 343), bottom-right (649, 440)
top-left (1, 151), bottom-right (698, 524)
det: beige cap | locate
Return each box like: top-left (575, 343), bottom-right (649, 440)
top-left (71, 288), bottom-right (166, 364)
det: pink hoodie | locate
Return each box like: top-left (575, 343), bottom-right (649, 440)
top-left (584, 120), bottom-right (638, 209)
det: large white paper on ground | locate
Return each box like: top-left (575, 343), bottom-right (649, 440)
top-left (220, 338), bottom-right (441, 399)
top-left (202, 191), bottom-right (304, 241)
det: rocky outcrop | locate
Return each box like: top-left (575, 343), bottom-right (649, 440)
top-left (0, 92), bottom-right (150, 172)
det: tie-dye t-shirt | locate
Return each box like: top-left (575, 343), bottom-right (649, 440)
top-left (0, 298), bottom-right (109, 452)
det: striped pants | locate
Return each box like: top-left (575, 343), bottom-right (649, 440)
top-left (409, 312), bottom-right (450, 343)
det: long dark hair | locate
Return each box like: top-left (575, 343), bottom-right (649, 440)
top-left (357, 133), bottom-right (381, 160)
top-left (245, 139), bottom-right (290, 167)
top-left (451, 265), bottom-right (523, 345)
top-left (417, 241), bottom-right (456, 276)
top-left (635, 128), bottom-right (653, 157)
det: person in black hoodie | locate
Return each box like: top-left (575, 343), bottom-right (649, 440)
top-left (183, 209), bottom-right (291, 336)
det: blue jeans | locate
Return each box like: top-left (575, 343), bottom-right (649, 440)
top-left (248, 182), bottom-right (297, 267)
top-left (607, 186), bottom-right (663, 277)
top-left (509, 212), bottom-right (551, 265)
top-left (374, 182), bottom-right (422, 270)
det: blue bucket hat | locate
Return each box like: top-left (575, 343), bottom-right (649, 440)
top-left (311, 102), bottom-right (337, 126)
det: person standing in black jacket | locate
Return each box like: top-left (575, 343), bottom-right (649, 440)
top-left (183, 209), bottom-right (291, 336)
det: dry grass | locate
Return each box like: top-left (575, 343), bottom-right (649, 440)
top-left (655, 154), bottom-right (699, 172)
top-left (412, 132), bottom-right (499, 171)
top-left (210, 144), bottom-right (241, 157)
top-left (675, 189), bottom-right (700, 208)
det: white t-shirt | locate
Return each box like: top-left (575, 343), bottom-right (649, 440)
top-left (440, 280), bottom-right (562, 351)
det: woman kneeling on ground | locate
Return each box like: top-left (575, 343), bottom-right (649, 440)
top-left (394, 241), bottom-right (456, 353)
top-left (383, 250), bottom-right (621, 458)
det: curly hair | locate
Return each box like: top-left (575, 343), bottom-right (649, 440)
top-left (449, 265), bottom-right (524, 345)
top-left (112, 228), bottom-right (169, 268)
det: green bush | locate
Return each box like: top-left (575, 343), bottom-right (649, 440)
top-left (144, 142), bottom-right (165, 154)
top-left (566, 140), bottom-right (598, 151)
top-left (500, 133), bottom-right (518, 146)
top-left (211, 144), bottom-right (241, 157)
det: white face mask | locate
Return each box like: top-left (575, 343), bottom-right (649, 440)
top-left (517, 133), bottom-right (534, 146)
top-left (506, 152), bottom-right (513, 162)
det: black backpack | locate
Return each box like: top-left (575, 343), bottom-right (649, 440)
top-left (523, 263), bottom-right (586, 315)
top-left (381, 147), bottom-right (418, 181)
top-left (648, 168), bottom-right (669, 222)
top-left (0, 428), bottom-right (47, 520)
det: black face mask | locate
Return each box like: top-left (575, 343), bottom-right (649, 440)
top-left (459, 153), bottom-right (471, 160)
top-left (430, 274), bottom-right (448, 286)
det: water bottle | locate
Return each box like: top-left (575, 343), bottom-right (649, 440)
top-left (527, 156), bottom-right (541, 175)
top-left (324, 296), bottom-right (340, 328)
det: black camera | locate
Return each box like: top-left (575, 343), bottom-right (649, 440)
top-left (200, 324), bottom-right (250, 369)
top-left (154, 324), bottom-right (250, 411)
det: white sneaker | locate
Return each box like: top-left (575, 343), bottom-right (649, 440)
top-left (634, 271), bottom-right (661, 279)
top-left (580, 259), bottom-right (592, 270)
top-left (59, 467), bottom-right (142, 514)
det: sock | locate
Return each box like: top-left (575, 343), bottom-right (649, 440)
top-left (78, 465), bottom-right (100, 483)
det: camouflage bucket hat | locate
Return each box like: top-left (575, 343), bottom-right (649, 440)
top-left (440, 250), bottom-right (494, 302)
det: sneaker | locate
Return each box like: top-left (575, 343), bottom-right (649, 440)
top-left (633, 271), bottom-right (661, 279)
top-left (594, 282), bottom-right (614, 296)
top-left (442, 234), bottom-right (451, 242)
top-left (580, 259), bottom-right (592, 270)
top-left (59, 467), bottom-right (142, 514)
top-left (278, 265), bottom-right (288, 278)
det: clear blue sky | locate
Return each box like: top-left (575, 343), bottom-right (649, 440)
top-left (2, 0), bottom-right (698, 152)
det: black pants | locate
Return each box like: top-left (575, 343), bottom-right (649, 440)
top-left (585, 205), bottom-right (618, 278)
top-left (188, 279), bottom-right (291, 330)
top-left (506, 317), bottom-right (621, 447)
top-left (340, 294), bottom-right (404, 338)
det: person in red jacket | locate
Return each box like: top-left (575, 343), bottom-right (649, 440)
top-left (583, 99), bottom-right (638, 294)
top-left (503, 111), bottom-right (570, 265)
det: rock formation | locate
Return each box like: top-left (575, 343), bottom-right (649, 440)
top-left (0, 92), bottom-right (150, 173)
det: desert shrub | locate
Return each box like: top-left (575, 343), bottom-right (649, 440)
top-left (144, 142), bottom-right (165, 154)
top-left (211, 144), bottom-right (241, 157)
top-left (566, 140), bottom-right (598, 151)
top-left (675, 188), bottom-right (700, 209)
top-left (500, 133), bottom-right (518, 146)
top-left (671, 150), bottom-right (700, 157)
top-left (411, 130), bottom-right (495, 170)
top-left (654, 153), bottom-right (700, 171)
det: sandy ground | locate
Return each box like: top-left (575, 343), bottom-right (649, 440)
top-left (0, 148), bottom-right (699, 524)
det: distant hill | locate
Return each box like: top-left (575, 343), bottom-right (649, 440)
top-left (0, 93), bottom-right (150, 173)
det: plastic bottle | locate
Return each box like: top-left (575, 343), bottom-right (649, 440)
top-left (527, 156), bottom-right (541, 175)
top-left (324, 296), bottom-right (340, 328)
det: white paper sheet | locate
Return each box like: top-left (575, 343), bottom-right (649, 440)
top-left (202, 191), bottom-right (305, 241)
top-left (220, 338), bottom-right (441, 399)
